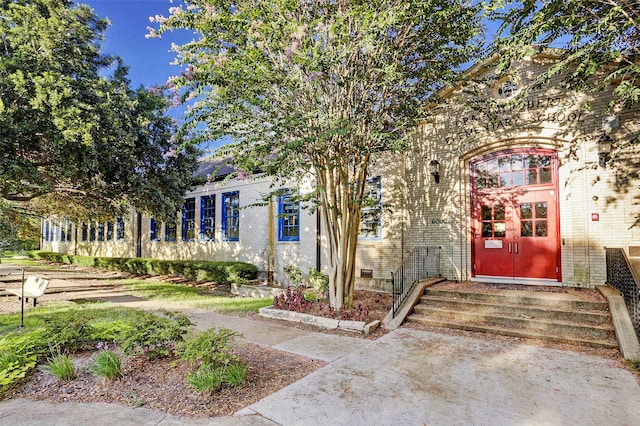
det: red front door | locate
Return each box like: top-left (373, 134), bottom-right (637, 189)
top-left (471, 149), bottom-right (560, 281)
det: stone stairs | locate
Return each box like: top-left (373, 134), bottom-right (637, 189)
top-left (407, 286), bottom-right (618, 349)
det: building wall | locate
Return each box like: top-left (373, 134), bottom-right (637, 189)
top-left (41, 55), bottom-right (640, 291)
top-left (401, 55), bottom-right (640, 287)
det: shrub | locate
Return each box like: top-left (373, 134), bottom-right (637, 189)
top-left (46, 316), bottom-right (94, 353)
top-left (42, 351), bottom-right (75, 381)
top-left (273, 287), bottom-right (313, 313)
top-left (309, 268), bottom-right (329, 295)
top-left (0, 351), bottom-right (37, 392)
top-left (187, 366), bottom-right (224, 393)
top-left (179, 328), bottom-right (238, 368)
top-left (91, 349), bottom-right (122, 380)
top-left (284, 265), bottom-right (304, 287)
top-left (120, 311), bottom-right (192, 359)
top-left (30, 251), bottom-right (258, 284)
top-left (224, 363), bottom-right (247, 387)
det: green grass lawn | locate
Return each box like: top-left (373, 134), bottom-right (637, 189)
top-left (111, 279), bottom-right (273, 314)
top-left (0, 257), bottom-right (51, 268)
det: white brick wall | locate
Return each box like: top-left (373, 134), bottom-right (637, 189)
top-left (42, 56), bottom-right (640, 290)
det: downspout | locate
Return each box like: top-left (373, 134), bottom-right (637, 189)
top-left (136, 212), bottom-right (142, 258)
top-left (268, 197), bottom-right (275, 285)
top-left (316, 198), bottom-right (321, 272)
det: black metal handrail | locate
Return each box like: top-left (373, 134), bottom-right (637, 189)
top-left (391, 247), bottom-right (439, 317)
top-left (605, 247), bottom-right (640, 340)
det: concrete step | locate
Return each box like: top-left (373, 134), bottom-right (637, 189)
top-left (418, 296), bottom-right (611, 325)
top-left (412, 305), bottom-right (615, 341)
top-left (406, 315), bottom-right (618, 349)
top-left (408, 286), bottom-right (618, 349)
top-left (424, 288), bottom-right (609, 311)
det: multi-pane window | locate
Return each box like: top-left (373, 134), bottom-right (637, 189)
top-left (44, 221), bottom-right (50, 242)
top-left (97, 223), bottom-right (105, 241)
top-left (359, 177), bottom-right (382, 239)
top-left (182, 198), bottom-right (196, 241)
top-left (222, 191), bottom-right (240, 241)
top-left (520, 202), bottom-right (548, 237)
top-left (89, 223), bottom-right (96, 242)
top-left (481, 205), bottom-right (506, 238)
top-left (474, 154), bottom-right (553, 190)
top-left (60, 220), bottom-right (66, 242)
top-left (106, 221), bottom-right (114, 241)
top-left (63, 219), bottom-right (73, 241)
top-left (81, 222), bottom-right (88, 241)
top-left (150, 218), bottom-right (160, 242)
top-left (200, 195), bottom-right (215, 241)
top-left (165, 221), bottom-right (177, 242)
top-left (278, 190), bottom-right (299, 241)
top-left (116, 217), bottom-right (125, 241)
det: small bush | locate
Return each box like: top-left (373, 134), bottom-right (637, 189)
top-left (187, 366), bottom-right (224, 393)
top-left (284, 265), bottom-right (304, 287)
top-left (273, 287), bottom-right (313, 313)
top-left (309, 268), bottom-right (329, 295)
top-left (120, 311), bottom-right (192, 359)
top-left (43, 352), bottom-right (75, 381)
top-left (91, 350), bottom-right (122, 380)
top-left (179, 328), bottom-right (238, 368)
top-left (224, 363), bottom-right (247, 387)
top-left (0, 351), bottom-right (37, 392)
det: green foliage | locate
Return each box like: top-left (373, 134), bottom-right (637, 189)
top-left (491, 0), bottom-right (640, 110)
top-left (152, 0), bottom-right (483, 309)
top-left (187, 366), bottom-right (224, 393)
top-left (181, 328), bottom-right (246, 393)
top-left (43, 351), bottom-right (76, 381)
top-left (46, 316), bottom-right (94, 353)
top-left (284, 265), bottom-right (304, 287)
top-left (179, 328), bottom-right (238, 368)
top-left (120, 311), bottom-right (192, 359)
top-left (308, 268), bottom-right (329, 295)
top-left (0, 351), bottom-right (37, 393)
top-left (0, 0), bottom-right (199, 220)
top-left (0, 201), bottom-right (39, 251)
top-left (90, 350), bottom-right (122, 380)
top-left (0, 331), bottom-right (42, 392)
top-left (223, 363), bottom-right (247, 387)
top-left (0, 304), bottom-right (190, 395)
top-left (31, 251), bottom-right (258, 283)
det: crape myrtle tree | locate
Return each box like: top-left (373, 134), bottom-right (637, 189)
top-left (153, 0), bottom-right (483, 309)
top-left (0, 0), bottom-right (199, 223)
top-left (491, 1), bottom-right (640, 111)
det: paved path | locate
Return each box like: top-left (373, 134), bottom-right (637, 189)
top-left (1, 263), bottom-right (639, 425)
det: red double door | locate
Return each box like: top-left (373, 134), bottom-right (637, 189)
top-left (471, 149), bottom-right (561, 281)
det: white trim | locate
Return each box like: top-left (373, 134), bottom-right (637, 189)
top-left (472, 275), bottom-right (562, 287)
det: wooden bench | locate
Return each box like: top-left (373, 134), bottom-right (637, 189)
top-left (6, 276), bottom-right (50, 307)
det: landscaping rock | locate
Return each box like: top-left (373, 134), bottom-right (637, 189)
top-left (364, 320), bottom-right (381, 334)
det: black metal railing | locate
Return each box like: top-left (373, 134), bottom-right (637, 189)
top-left (605, 247), bottom-right (640, 340)
top-left (391, 247), bottom-right (439, 317)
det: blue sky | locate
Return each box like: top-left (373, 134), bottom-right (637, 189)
top-left (80, 0), bottom-right (189, 89)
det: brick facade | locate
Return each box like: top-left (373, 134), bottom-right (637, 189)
top-left (42, 55), bottom-right (640, 290)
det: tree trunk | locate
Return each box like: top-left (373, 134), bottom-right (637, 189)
top-left (317, 155), bottom-right (369, 310)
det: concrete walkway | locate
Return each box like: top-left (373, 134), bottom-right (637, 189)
top-left (1, 265), bottom-right (640, 425)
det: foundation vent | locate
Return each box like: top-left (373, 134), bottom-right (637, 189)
top-left (360, 269), bottom-right (373, 279)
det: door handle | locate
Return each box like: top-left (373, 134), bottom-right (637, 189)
top-left (515, 242), bottom-right (519, 254)
top-left (508, 242), bottom-right (512, 253)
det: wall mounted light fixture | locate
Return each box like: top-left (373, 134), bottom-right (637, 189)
top-left (597, 133), bottom-right (613, 168)
top-left (429, 159), bottom-right (440, 184)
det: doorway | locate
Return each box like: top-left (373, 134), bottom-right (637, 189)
top-left (471, 149), bottom-right (561, 282)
